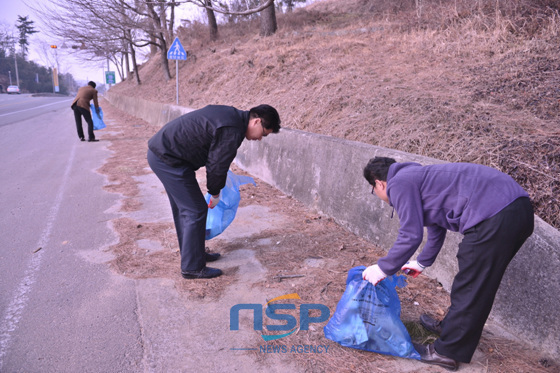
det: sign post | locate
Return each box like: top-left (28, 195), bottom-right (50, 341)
top-left (50, 45), bottom-right (58, 93)
top-left (53, 67), bottom-right (59, 93)
top-left (167, 37), bottom-right (187, 105)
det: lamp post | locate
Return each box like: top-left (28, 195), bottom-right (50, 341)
top-left (50, 45), bottom-right (59, 93)
top-left (9, 36), bottom-right (20, 87)
top-left (8, 71), bottom-right (12, 85)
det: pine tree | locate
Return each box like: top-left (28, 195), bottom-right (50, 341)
top-left (16, 15), bottom-right (38, 60)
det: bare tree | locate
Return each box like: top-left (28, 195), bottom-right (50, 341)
top-left (276, 0), bottom-right (306, 14)
top-left (179, 0), bottom-right (277, 37)
top-left (0, 24), bottom-right (17, 58)
top-left (141, 0), bottom-right (174, 80)
top-left (260, 0), bottom-right (277, 36)
top-left (31, 0), bottom-right (180, 83)
top-left (31, 0), bottom-right (135, 79)
top-left (205, 0), bottom-right (218, 41)
top-left (125, 29), bottom-right (142, 84)
top-left (32, 0), bottom-right (277, 85)
top-left (182, 0), bottom-right (274, 16)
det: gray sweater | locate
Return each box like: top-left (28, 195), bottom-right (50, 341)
top-left (378, 162), bottom-right (529, 275)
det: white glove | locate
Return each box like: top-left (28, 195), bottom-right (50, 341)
top-left (362, 264), bottom-right (387, 286)
top-left (401, 260), bottom-right (426, 278)
top-left (208, 194), bottom-right (220, 209)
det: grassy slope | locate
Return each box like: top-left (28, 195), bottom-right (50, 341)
top-left (111, 0), bottom-right (560, 229)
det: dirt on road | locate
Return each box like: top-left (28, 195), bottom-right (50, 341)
top-left (99, 0), bottom-right (559, 371)
top-left (93, 98), bottom-right (555, 372)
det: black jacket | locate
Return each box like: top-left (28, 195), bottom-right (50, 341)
top-left (148, 105), bottom-right (249, 195)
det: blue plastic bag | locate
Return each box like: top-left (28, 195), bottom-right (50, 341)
top-left (324, 266), bottom-right (420, 360)
top-left (90, 104), bottom-right (106, 130)
top-left (204, 170), bottom-right (256, 240)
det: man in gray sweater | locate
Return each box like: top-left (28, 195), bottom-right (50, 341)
top-left (362, 157), bottom-right (534, 371)
top-left (148, 104), bottom-right (281, 279)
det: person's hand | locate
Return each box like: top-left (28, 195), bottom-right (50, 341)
top-left (208, 194), bottom-right (220, 209)
top-left (401, 260), bottom-right (425, 278)
top-left (362, 264), bottom-right (387, 286)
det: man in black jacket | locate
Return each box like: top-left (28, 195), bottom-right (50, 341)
top-left (147, 104), bottom-right (281, 279)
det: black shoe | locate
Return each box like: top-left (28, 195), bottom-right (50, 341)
top-left (413, 343), bottom-right (459, 371)
top-left (181, 266), bottom-right (222, 279)
top-left (80, 137), bottom-right (85, 141)
top-left (420, 314), bottom-right (442, 335)
top-left (88, 139), bottom-right (99, 142)
top-left (205, 252), bottom-right (221, 262)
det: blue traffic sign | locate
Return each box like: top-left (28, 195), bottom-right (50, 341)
top-left (167, 37), bottom-right (187, 60)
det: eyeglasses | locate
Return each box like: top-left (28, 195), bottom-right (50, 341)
top-left (261, 123), bottom-right (269, 138)
top-left (371, 185), bottom-right (375, 194)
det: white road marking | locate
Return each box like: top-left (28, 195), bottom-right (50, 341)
top-left (0, 142), bottom-right (77, 370)
top-left (0, 99), bottom-right (73, 117)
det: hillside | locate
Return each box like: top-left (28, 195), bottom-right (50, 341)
top-left (110, 0), bottom-right (560, 229)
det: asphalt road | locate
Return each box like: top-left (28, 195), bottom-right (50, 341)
top-left (0, 94), bottom-right (143, 372)
top-left (0, 94), bottom-right (304, 373)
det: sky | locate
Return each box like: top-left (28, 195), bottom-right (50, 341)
top-left (0, 0), bottom-right (204, 86)
top-left (0, 0), bottom-right (113, 84)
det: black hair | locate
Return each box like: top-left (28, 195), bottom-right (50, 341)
top-left (363, 157), bottom-right (397, 184)
top-left (249, 104), bottom-right (281, 133)
top-left (88, 81), bottom-right (96, 88)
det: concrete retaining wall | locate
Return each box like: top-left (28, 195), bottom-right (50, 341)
top-left (104, 92), bottom-right (194, 125)
top-left (105, 91), bottom-right (560, 360)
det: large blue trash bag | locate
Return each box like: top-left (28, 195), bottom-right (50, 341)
top-left (204, 170), bottom-right (256, 240)
top-left (90, 104), bottom-right (106, 130)
top-left (324, 266), bottom-right (420, 360)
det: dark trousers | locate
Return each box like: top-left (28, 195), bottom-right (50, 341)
top-left (147, 149), bottom-right (207, 272)
top-left (435, 197), bottom-right (534, 362)
top-left (73, 106), bottom-right (95, 140)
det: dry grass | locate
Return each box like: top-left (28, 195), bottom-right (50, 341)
top-left (98, 94), bottom-right (556, 371)
top-left (100, 4), bottom-right (560, 370)
top-left (112, 0), bottom-right (560, 229)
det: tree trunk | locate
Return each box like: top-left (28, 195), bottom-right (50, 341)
top-left (286, 0), bottom-right (294, 13)
top-left (150, 35), bottom-right (158, 55)
top-left (123, 37), bottom-right (131, 80)
top-left (167, 0), bottom-right (175, 41)
top-left (159, 35), bottom-right (171, 81)
top-left (124, 51), bottom-right (130, 80)
top-left (260, 0), bottom-right (277, 37)
top-left (130, 41), bottom-right (141, 85)
top-left (115, 59), bottom-right (124, 81)
top-left (205, 0), bottom-right (218, 41)
top-left (146, 2), bottom-right (171, 80)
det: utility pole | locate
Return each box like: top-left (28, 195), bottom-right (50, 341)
top-left (8, 71), bottom-right (12, 85)
top-left (14, 53), bottom-right (20, 87)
